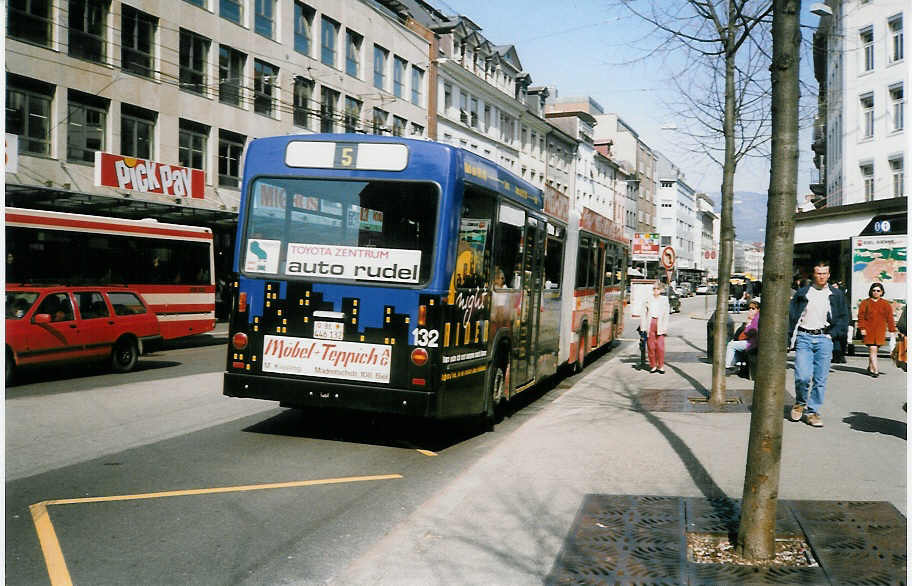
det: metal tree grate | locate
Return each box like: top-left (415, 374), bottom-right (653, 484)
top-left (546, 496), bottom-right (906, 585)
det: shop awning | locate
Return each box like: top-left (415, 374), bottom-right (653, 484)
top-left (793, 214), bottom-right (874, 244)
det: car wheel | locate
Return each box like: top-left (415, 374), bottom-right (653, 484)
top-left (6, 348), bottom-right (14, 386)
top-left (111, 338), bottom-right (138, 372)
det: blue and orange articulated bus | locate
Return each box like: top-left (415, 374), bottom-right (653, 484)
top-left (223, 134), bottom-right (628, 425)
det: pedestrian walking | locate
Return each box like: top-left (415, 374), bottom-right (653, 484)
top-left (788, 261), bottom-right (849, 428)
top-left (640, 282), bottom-right (670, 374)
top-left (857, 282), bottom-right (897, 377)
top-left (725, 299), bottom-right (760, 374)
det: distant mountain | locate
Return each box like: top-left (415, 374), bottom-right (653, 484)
top-left (713, 191), bottom-right (768, 244)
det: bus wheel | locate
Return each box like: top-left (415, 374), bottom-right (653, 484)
top-left (112, 338), bottom-right (138, 373)
top-left (484, 355), bottom-right (507, 429)
top-left (6, 348), bottom-right (14, 386)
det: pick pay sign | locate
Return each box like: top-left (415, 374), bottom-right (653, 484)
top-left (94, 152), bottom-right (205, 198)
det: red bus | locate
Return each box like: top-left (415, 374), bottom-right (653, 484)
top-left (6, 207), bottom-right (216, 339)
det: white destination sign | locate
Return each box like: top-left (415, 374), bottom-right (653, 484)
top-left (262, 335), bottom-right (392, 383)
top-left (284, 243), bottom-right (421, 283)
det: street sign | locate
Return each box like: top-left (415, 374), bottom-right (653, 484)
top-left (661, 246), bottom-right (676, 269)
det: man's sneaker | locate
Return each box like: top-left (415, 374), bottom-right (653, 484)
top-left (806, 413), bottom-right (823, 427)
top-left (790, 403), bottom-right (805, 421)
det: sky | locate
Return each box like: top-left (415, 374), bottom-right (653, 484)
top-left (435, 0), bottom-right (822, 202)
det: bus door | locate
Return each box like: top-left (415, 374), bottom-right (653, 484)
top-left (514, 214), bottom-right (545, 386)
top-left (593, 240), bottom-right (606, 346)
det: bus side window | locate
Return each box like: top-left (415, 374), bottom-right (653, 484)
top-left (493, 204), bottom-right (524, 290)
top-left (544, 231), bottom-right (564, 290)
top-left (456, 187), bottom-right (495, 289)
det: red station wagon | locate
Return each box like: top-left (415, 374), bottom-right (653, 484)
top-left (5, 286), bottom-right (162, 384)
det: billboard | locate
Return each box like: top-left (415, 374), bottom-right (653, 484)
top-left (94, 152), bottom-right (205, 198)
top-left (632, 233), bottom-right (661, 261)
top-left (850, 235), bottom-right (906, 321)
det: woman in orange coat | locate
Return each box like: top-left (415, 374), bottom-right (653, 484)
top-left (857, 282), bottom-right (896, 377)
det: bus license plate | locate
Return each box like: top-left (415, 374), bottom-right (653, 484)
top-left (313, 321), bottom-right (344, 340)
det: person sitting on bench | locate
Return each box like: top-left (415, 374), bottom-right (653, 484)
top-left (725, 299), bottom-right (760, 375)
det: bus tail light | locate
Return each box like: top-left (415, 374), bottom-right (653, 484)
top-left (238, 292), bottom-right (247, 313)
top-left (410, 347), bottom-right (428, 366)
top-left (418, 304), bottom-right (426, 326)
top-left (411, 378), bottom-right (426, 387)
top-left (232, 332), bottom-right (249, 350)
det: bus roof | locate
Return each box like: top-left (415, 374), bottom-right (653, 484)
top-left (6, 207), bottom-right (213, 241)
top-left (243, 134), bottom-right (543, 211)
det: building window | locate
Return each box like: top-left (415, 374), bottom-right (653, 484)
top-left (122, 6), bottom-right (156, 78)
top-left (320, 86), bottom-right (339, 132)
top-left (890, 157), bottom-right (904, 197)
top-left (345, 29), bottom-right (362, 78)
top-left (293, 77), bottom-right (313, 129)
top-left (393, 56), bottom-right (406, 98)
top-left (253, 59), bottom-right (278, 117)
top-left (484, 104), bottom-right (491, 131)
top-left (411, 66), bottom-right (424, 106)
top-left (183, 0), bottom-right (206, 8)
top-left (860, 163), bottom-right (875, 201)
top-left (860, 93), bottom-right (874, 138)
top-left (69, 0), bottom-right (109, 63)
top-left (179, 30), bottom-right (209, 96)
top-left (294, 2), bottom-right (314, 56)
top-left (344, 96), bottom-right (361, 132)
top-left (8, 0), bottom-right (52, 46)
top-left (372, 108), bottom-right (388, 134)
top-left (321, 16), bottom-right (338, 67)
top-left (373, 45), bottom-right (388, 90)
top-left (218, 129), bottom-right (244, 187)
top-left (861, 26), bottom-right (874, 72)
top-left (5, 75), bottom-right (53, 156)
top-left (121, 103), bottom-right (155, 159)
top-left (444, 83), bottom-right (452, 113)
top-left (392, 115), bottom-right (406, 137)
top-left (889, 15), bottom-right (903, 63)
top-left (410, 122), bottom-right (424, 137)
top-left (219, 45), bottom-right (245, 107)
top-left (460, 91), bottom-right (468, 124)
top-left (470, 97), bottom-right (478, 127)
top-left (179, 119), bottom-right (208, 171)
top-left (220, 0), bottom-right (241, 25)
top-left (890, 84), bottom-right (904, 132)
top-left (254, 0), bottom-right (274, 38)
top-left (67, 90), bottom-right (107, 163)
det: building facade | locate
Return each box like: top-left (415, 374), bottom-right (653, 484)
top-left (813, 0), bottom-right (906, 206)
top-left (655, 152), bottom-right (697, 270)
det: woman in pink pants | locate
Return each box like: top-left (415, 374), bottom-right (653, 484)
top-left (639, 283), bottom-right (671, 373)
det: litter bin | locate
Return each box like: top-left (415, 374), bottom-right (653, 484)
top-left (706, 310), bottom-right (735, 358)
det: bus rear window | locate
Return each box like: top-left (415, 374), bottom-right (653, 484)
top-left (243, 178), bottom-right (438, 285)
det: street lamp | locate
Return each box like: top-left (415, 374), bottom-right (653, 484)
top-left (810, 3), bottom-right (832, 17)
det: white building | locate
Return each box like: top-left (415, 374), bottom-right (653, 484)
top-left (6, 0), bottom-right (432, 269)
top-left (815, 0), bottom-right (906, 205)
top-left (696, 193), bottom-right (719, 279)
top-left (655, 152), bottom-right (697, 269)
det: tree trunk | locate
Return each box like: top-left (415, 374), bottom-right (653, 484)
top-left (736, 0), bottom-right (800, 561)
top-left (709, 0), bottom-right (739, 406)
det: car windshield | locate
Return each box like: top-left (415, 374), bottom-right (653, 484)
top-left (6, 291), bottom-right (39, 319)
top-left (242, 178), bottom-right (439, 285)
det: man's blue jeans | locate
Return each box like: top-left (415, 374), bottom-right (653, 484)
top-left (794, 332), bottom-right (834, 414)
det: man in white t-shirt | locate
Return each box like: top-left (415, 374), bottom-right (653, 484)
top-left (786, 261), bottom-right (849, 427)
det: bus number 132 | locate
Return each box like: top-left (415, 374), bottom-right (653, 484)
top-left (412, 328), bottom-right (439, 347)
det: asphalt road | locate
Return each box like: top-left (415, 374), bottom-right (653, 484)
top-left (5, 326), bottom-right (576, 585)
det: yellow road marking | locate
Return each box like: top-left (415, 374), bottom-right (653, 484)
top-left (29, 473), bottom-right (403, 586)
top-left (416, 449), bottom-right (438, 457)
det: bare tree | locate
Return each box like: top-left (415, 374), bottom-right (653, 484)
top-left (735, 0), bottom-right (800, 561)
top-left (619, 0), bottom-right (773, 405)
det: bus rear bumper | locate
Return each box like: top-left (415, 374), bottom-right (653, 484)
top-left (223, 372), bottom-right (436, 417)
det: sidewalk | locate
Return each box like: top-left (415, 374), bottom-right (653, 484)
top-left (337, 295), bottom-right (907, 585)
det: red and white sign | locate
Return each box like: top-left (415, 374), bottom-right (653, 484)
top-left (661, 246), bottom-right (676, 269)
top-left (262, 335), bottom-right (391, 383)
top-left (632, 233), bottom-right (661, 262)
top-left (94, 152), bottom-right (205, 198)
